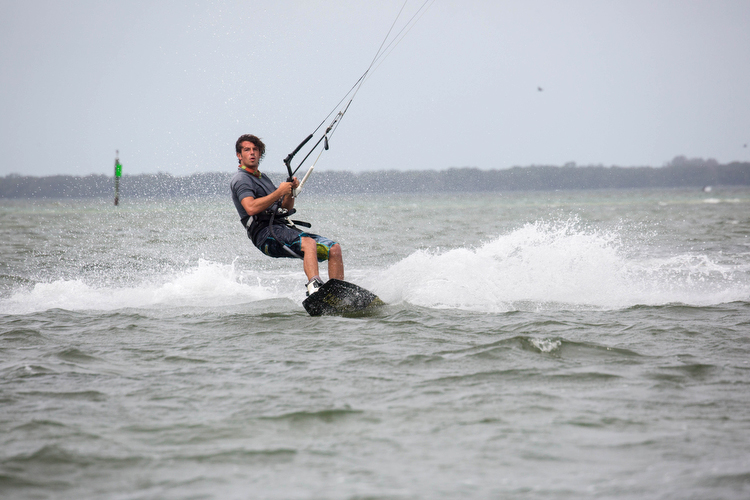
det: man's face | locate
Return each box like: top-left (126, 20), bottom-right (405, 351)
top-left (237, 141), bottom-right (260, 169)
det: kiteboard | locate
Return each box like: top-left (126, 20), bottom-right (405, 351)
top-left (302, 279), bottom-right (384, 316)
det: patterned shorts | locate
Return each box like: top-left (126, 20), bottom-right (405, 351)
top-left (255, 224), bottom-right (337, 261)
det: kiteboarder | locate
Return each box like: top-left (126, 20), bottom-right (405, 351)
top-left (230, 134), bottom-right (344, 296)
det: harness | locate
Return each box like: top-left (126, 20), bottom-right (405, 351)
top-left (245, 203), bottom-right (311, 259)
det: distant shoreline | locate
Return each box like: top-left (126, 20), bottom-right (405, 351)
top-left (2, 159), bottom-right (749, 199)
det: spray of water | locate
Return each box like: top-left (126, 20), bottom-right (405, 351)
top-left (0, 260), bottom-right (277, 315)
top-left (2, 220), bottom-right (748, 315)
top-left (373, 219), bottom-right (750, 312)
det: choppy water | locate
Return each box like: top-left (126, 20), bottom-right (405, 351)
top-left (1, 187), bottom-right (750, 499)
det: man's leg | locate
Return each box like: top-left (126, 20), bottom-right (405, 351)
top-left (301, 237), bottom-right (344, 281)
top-left (300, 236), bottom-right (320, 281)
top-left (327, 243), bottom-right (344, 280)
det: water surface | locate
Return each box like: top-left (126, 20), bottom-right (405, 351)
top-left (1, 188), bottom-right (749, 499)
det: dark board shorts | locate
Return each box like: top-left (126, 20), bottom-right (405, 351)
top-left (253, 223), bottom-right (337, 261)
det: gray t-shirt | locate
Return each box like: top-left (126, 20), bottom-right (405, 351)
top-left (230, 169), bottom-right (280, 242)
top-left (230, 169), bottom-right (277, 220)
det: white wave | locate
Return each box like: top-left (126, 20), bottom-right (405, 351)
top-left (373, 219), bottom-right (750, 312)
top-left (4, 220), bottom-right (749, 315)
top-left (0, 260), bottom-right (284, 315)
top-left (703, 198), bottom-right (741, 204)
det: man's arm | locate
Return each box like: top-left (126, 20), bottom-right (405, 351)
top-left (280, 178), bottom-right (299, 211)
top-left (240, 178), bottom-right (299, 216)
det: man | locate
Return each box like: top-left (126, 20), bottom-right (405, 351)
top-left (230, 134), bottom-right (344, 296)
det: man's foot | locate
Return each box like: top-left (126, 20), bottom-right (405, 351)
top-left (305, 276), bottom-right (324, 297)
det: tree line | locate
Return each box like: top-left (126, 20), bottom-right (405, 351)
top-left (1, 157), bottom-right (749, 199)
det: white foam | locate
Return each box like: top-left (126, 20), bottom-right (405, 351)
top-left (373, 219), bottom-right (750, 312)
top-left (703, 198), bottom-right (741, 204)
top-left (530, 338), bottom-right (562, 352)
top-left (0, 260), bottom-right (282, 315)
top-left (3, 221), bottom-right (749, 315)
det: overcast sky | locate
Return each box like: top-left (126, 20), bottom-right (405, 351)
top-left (1, 0), bottom-right (749, 177)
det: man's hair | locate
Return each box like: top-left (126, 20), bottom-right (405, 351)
top-left (235, 134), bottom-right (266, 163)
